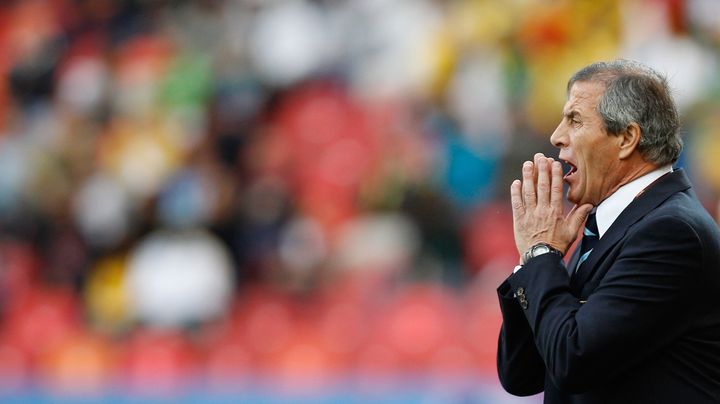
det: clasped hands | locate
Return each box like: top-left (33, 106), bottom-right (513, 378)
top-left (511, 153), bottom-right (594, 262)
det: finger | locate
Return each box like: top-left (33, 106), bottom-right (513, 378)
top-left (533, 153), bottom-right (545, 182)
top-left (567, 203), bottom-right (594, 233)
top-left (510, 179), bottom-right (524, 218)
top-left (536, 154), bottom-right (553, 179)
top-left (522, 161), bottom-right (536, 208)
top-left (536, 157), bottom-right (550, 207)
top-left (550, 160), bottom-right (564, 211)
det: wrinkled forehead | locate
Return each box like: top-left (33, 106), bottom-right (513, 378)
top-left (563, 81), bottom-right (605, 115)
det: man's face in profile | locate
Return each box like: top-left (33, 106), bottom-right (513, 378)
top-left (550, 81), bottom-right (623, 206)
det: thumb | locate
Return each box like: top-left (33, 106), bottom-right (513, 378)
top-left (568, 203), bottom-right (594, 231)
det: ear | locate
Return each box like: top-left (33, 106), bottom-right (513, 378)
top-left (618, 123), bottom-right (641, 160)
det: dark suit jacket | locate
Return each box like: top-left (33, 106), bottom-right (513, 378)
top-left (497, 169), bottom-right (720, 403)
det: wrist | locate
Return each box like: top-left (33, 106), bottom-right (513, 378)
top-left (521, 242), bottom-right (564, 265)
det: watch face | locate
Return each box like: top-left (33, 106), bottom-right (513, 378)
top-left (523, 243), bottom-right (558, 265)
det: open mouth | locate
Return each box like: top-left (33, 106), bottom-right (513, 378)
top-left (562, 160), bottom-right (577, 180)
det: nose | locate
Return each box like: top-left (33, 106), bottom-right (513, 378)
top-left (550, 121), bottom-right (567, 149)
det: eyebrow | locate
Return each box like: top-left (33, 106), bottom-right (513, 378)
top-left (564, 110), bottom-right (580, 120)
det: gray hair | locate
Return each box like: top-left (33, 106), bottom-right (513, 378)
top-left (568, 60), bottom-right (682, 166)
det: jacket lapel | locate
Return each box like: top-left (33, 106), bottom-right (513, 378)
top-left (566, 246), bottom-right (581, 276)
top-left (570, 169), bottom-right (692, 289)
top-left (566, 245), bottom-right (583, 294)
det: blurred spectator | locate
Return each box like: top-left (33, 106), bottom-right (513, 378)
top-left (0, 0), bottom-right (718, 401)
top-left (125, 229), bottom-right (234, 329)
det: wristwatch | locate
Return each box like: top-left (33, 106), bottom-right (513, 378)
top-left (522, 243), bottom-right (563, 265)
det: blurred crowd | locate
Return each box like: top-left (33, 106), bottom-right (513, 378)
top-left (0, 0), bottom-right (719, 400)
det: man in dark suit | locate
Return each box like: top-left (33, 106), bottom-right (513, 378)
top-left (497, 59), bottom-right (720, 403)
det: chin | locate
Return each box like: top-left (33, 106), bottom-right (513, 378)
top-left (567, 185), bottom-right (589, 205)
top-left (566, 191), bottom-right (579, 205)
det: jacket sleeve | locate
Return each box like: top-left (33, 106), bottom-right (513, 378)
top-left (496, 278), bottom-right (546, 396)
top-left (507, 215), bottom-right (701, 393)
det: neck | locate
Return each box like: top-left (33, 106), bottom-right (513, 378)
top-left (620, 161), bottom-right (660, 186)
top-left (600, 160), bottom-right (659, 204)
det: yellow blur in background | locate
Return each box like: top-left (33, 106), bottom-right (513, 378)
top-left (0, 0), bottom-right (718, 402)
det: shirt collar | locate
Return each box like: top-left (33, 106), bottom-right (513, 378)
top-left (595, 165), bottom-right (673, 238)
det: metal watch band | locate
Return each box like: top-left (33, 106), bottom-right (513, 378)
top-left (522, 243), bottom-right (563, 265)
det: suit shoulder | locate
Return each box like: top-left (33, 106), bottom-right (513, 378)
top-left (639, 190), bottom-right (720, 267)
top-left (645, 190), bottom-right (719, 234)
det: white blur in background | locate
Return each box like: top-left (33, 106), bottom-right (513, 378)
top-left (125, 230), bottom-right (235, 328)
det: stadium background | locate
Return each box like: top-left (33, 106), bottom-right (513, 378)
top-left (0, 0), bottom-right (719, 402)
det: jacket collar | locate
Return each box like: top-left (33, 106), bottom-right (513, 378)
top-left (569, 168), bottom-right (692, 287)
